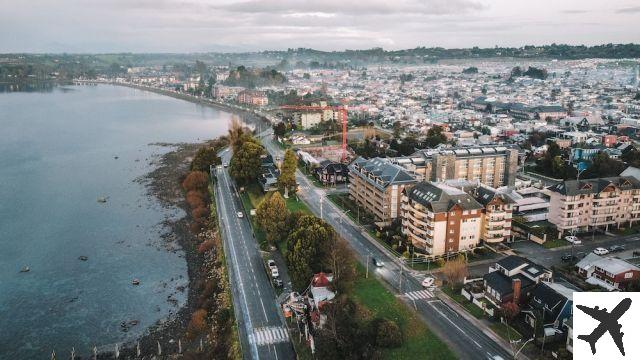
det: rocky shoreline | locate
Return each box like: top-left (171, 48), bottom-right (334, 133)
top-left (93, 142), bottom-right (221, 359)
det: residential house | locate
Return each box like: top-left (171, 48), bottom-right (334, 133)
top-left (576, 253), bottom-right (640, 290)
top-left (483, 256), bottom-right (552, 308)
top-left (523, 282), bottom-right (573, 333)
top-left (313, 160), bottom-right (349, 186)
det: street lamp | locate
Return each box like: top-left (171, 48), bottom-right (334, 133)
top-left (513, 337), bottom-right (534, 359)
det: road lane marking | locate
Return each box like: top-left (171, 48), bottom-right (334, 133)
top-left (249, 326), bottom-right (290, 346)
top-left (405, 289), bottom-right (434, 300)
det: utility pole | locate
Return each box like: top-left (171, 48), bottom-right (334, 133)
top-left (366, 254), bottom-right (370, 278)
top-left (320, 195), bottom-right (323, 220)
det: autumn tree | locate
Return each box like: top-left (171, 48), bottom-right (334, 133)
top-left (229, 140), bottom-right (264, 185)
top-left (325, 237), bottom-right (357, 294)
top-left (441, 255), bottom-right (468, 289)
top-left (182, 171), bottom-right (209, 192)
top-left (228, 117), bottom-right (246, 153)
top-left (256, 192), bottom-right (289, 245)
top-left (278, 149), bottom-right (298, 197)
top-left (191, 146), bottom-right (220, 172)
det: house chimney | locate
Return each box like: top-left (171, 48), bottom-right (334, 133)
top-left (512, 278), bottom-right (522, 304)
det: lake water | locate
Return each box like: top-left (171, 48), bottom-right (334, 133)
top-left (0, 85), bottom-right (243, 358)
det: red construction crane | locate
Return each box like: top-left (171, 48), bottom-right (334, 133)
top-left (280, 105), bottom-right (348, 162)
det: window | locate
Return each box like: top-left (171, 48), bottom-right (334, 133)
top-left (449, 229), bottom-right (454, 234)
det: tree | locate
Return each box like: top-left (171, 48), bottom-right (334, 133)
top-left (256, 192), bottom-right (289, 246)
top-left (286, 215), bottom-right (335, 290)
top-left (273, 122), bottom-right (287, 139)
top-left (425, 125), bottom-right (447, 148)
top-left (441, 255), bottom-right (468, 288)
top-left (326, 237), bottom-right (357, 294)
top-left (228, 117), bottom-right (246, 153)
top-left (392, 121), bottom-right (402, 138)
top-left (182, 171), bottom-right (209, 192)
top-left (582, 152), bottom-right (626, 179)
top-left (278, 149), bottom-right (298, 196)
top-left (229, 141), bottom-right (264, 185)
top-left (191, 146), bottom-right (220, 172)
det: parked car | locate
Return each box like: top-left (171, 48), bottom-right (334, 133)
top-left (565, 236), bottom-right (581, 245)
top-left (608, 245), bottom-right (626, 252)
top-left (271, 268), bottom-right (280, 278)
top-left (237, 211), bottom-right (244, 218)
top-left (272, 278), bottom-right (283, 288)
top-left (561, 253), bottom-right (577, 262)
top-left (267, 259), bottom-right (277, 270)
top-left (593, 247), bottom-right (609, 255)
top-left (372, 257), bottom-right (384, 267)
top-left (223, 162), bottom-right (229, 168)
top-left (421, 276), bottom-right (436, 288)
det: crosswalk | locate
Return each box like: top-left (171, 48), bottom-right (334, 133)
top-left (249, 326), bottom-right (289, 346)
top-left (404, 289), bottom-right (434, 301)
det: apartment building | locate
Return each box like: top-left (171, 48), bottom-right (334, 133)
top-left (237, 89), bottom-right (268, 106)
top-left (401, 182), bottom-right (483, 256)
top-left (546, 176), bottom-right (640, 237)
top-left (348, 157), bottom-right (418, 224)
top-left (391, 145), bottom-right (520, 187)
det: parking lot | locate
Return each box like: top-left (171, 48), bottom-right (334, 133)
top-left (509, 233), bottom-right (640, 267)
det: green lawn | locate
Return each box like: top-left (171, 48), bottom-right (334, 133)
top-left (297, 163), bottom-right (324, 187)
top-left (441, 286), bottom-right (487, 319)
top-left (352, 265), bottom-right (456, 360)
top-left (542, 238), bottom-right (569, 249)
top-left (490, 322), bottom-right (522, 342)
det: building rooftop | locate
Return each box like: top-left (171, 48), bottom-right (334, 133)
top-left (547, 176), bottom-right (640, 196)
top-left (406, 181), bottom-right (483, 213)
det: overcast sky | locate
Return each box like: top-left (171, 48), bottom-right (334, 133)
top-left (1, 0), bottom-right (639, 53)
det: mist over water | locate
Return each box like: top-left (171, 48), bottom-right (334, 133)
top-left (0, 85), bottom-right (237, 358)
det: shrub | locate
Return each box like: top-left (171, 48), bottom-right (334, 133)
top-left (198, 240), bottom-right (215, 254)
top-left (188, 309), bottom-right (208, 334)
top-left (374, 319), bottom-right (402, 348)
top-left (192, 206), bottom-right (209, 221)
top-left (186, 190), bottom-right (206, 209)
top-left (182, 171), bottom-right (209, 192)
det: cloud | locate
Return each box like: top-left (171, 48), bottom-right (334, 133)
top-left (616, 6), bottom-right (640, 14)
top-left (217, 0), bottom-right (485, 15)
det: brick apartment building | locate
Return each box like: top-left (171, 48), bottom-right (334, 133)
top-left (401, 182), bottom-right (483, 256)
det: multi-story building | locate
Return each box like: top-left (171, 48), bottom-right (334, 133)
top-left (546, 176), bottom-right (640, 237)
top-left (391, 145), bottom-right (520, 187)
top-left (237, 89), bottom-right (268, 106)
top-left (348, 157), bottom-right (418, 224)
top-left (401, 182), bottom-right (483, 256)
top-left (443, 180), bottom-right (516, 243)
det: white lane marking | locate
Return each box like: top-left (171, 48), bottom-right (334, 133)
top-left (428, 301), bottom-right (483, 349)
top-left (250, 326), bottom-right (290, 346)
top-left (405, 289), bottom-right (434, 300)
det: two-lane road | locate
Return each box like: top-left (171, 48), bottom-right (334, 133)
top-left (213, 156), bottom-right (294, 360)
top-left (260, 133), bottom-right (514, 359)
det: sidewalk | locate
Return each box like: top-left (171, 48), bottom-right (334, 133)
top-left (437, 291), bottom-right (531, 360)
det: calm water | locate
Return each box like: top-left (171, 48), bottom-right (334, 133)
top-left (0, 85), bottom-right (244, 358)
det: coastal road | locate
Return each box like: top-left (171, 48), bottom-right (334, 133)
top-left (260, 133), bottom-right (514, 360)
top-left (212, 152), bottom-right (294, 360)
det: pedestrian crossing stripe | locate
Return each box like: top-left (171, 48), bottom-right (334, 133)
top-left (249, 326), bottom-right (289, 346)
top-left (404, 289), bottom-right (434, 300)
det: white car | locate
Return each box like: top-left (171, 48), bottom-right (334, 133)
top-left (421, 276), bottom-right (436, 289)
top-left (271, 268), bottom-right (280, 278)
top-left (237, 211), bottom-right (244, 218)
top-left (593, 247), bottom-right (609, 255)
top-left (267, 259), bottom-right (277, 270)
top-left (565, 236), bottom-right (581, 245)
